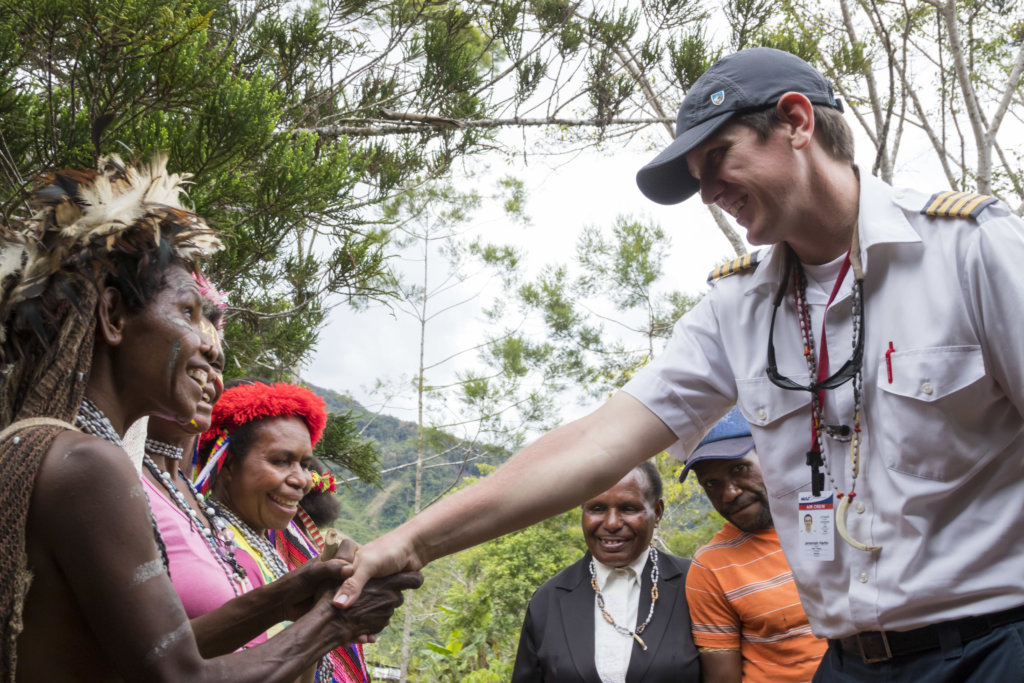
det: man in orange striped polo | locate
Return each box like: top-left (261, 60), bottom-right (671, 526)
top-left (683, 409), bottom-right (826, 682)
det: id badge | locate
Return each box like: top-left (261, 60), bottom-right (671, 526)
top-left (798, 491), bottom-right (835, 561)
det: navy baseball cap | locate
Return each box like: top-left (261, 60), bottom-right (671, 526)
top-left (636, 48), bottom-right (843, 205)
top-left (679, 408), bottom-right (755, 482)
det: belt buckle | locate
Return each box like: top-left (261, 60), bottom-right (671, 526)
top-left (857, 631), bottom-right (893, 664)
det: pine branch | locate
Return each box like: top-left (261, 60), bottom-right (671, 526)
top-left (292, 114), bottom-right (674, 138)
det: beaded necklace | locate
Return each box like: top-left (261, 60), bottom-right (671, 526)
top-left (142, 451), bottom-right (247, 594)
top-left (145, 437), bottom-right (184, 460)
top-left (208, 498), bottom-right (339, 678)
top-left (210, 500), bottom-right (290, 580)
top-left (790, 259), bottom-right (864, 500)
top-left (589, 545), bottom-right (659, 651)
top-left (75, 398), bottom-right (170, 570)
top-left (788, 227), bottom-right (881, 553)
top-left (211, 502), bottom-right (337, 681)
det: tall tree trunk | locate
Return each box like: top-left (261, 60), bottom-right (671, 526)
top-left (400, 236), bottom-right (431, 683)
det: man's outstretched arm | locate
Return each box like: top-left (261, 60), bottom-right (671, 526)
top-left (335, 390), bottom-right (677, 607)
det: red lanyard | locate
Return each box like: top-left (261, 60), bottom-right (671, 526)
top-left (810, 250), bottom-right (852, 446)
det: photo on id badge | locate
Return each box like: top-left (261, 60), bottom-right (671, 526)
top-left (798, 491), bottom-right (834, 561)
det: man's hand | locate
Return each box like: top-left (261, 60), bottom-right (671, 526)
top-left (332, 530), bottom-right (424, 608)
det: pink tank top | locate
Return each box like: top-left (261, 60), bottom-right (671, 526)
top-left (142, 475), bottom-right (267, 646)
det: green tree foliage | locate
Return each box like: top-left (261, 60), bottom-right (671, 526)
top-left (367, 464), bottom-right (587, 682)
top-left (1, 0), bottom-right (369, 375)
top-left (6, 0), bottom-right (1020, 388)
top-left (367, 456), bottom-right (719, 681)
top-left (656, 452), bottom-right (722, 559)
top-left (0, 0), bottom-right (531, 378)
top-left (775, 0), bottom-right (1024, 204)
top-left (518, 216), bottom-right (702, 400)
top-left (314, 410), bottom-right (382, 487)
top-left (422, 509), bottom-right (586, 680)
top-left (376, 180), bottom-right (573, 679)
top-left (380, 215), bottom-right (719, 680)
top-left (314, 387), bottom-right (515, 538)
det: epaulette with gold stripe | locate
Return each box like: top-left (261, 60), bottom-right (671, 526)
top-left (922, 191), bottom-right (997, 219)
top-left (707, 250), bottom-right (762, 283)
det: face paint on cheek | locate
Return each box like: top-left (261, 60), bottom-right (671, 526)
top-left (200, 318), bottom-right (216, 342)
top-left (166, 309), bottom-right (203, 349)
top-left (168, 315), bottom-right (192, 331)
top-left (166, 340), bottom-right (181, 380)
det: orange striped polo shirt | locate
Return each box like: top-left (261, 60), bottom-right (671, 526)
top-left (686, 523), bottom-right (826, 682)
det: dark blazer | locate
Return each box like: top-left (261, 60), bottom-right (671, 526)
top-left (511, 551), bottom-right (700, 682)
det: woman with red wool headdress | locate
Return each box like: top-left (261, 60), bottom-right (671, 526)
top-left (0, 155), bottom-right (418, 682)
top-left (198, 381), bottom-right (371, 683)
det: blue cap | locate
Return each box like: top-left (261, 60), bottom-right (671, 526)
top-left (636, 48), bottom-right (843, 206)
top-left (679, 408), bottom-right (755, 482)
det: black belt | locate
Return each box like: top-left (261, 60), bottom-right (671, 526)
top-left (830, 605), bottom-right (1024, 664)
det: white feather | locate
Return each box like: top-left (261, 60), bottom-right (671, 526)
top-left (0, 243), bottom-right (25, 284)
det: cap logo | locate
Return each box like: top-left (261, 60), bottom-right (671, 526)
top-left (710, 90), bottom-right (725, 106)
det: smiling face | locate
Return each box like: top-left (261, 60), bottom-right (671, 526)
top-left (581, 469), bottom-right (664, 568)
top-left (218, 415), bottom-right (314, 534)
top-left (146, 311), bottom-right (224, 440)
top-left (118, 265), bottom-right (216, 425)
top-left (692, 451), bottom-right (774, 532)
top-left (187, 316), bottom-right (224, 434)
top-left (684, 118), bottom-right (804, 247)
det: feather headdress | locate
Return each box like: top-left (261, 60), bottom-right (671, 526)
top-left (200, 381), bottom-right (328, 449)
top-left (0, 154), bottom-right (223, 425)
top-left (0, 154), bottom-right (221, 316)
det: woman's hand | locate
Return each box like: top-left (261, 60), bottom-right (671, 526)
top-left (327, 571), bottom-right (424, 644)
top-left (277, 558), bottom-right (353, 622)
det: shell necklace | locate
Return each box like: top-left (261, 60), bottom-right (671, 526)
top-left (589, 546), bottom-right (659, 651)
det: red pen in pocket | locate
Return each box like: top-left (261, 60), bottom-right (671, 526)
top-left (885, 341), bottom-right (895, 383)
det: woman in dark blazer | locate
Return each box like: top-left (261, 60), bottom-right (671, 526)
top-left (512, 462), bottom-right (701, 682)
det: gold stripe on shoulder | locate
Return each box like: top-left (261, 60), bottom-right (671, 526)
top-left (923, 191), bottom-right (997, 219)
top-left (708, 251), bottom-right (762, 283)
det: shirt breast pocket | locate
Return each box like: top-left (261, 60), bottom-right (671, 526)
top-left (875, 345), bottom-right (990, 481)
top-left (736, 376), bottom-right (813, 499)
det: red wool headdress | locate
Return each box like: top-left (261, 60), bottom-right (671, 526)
top-left (199, 382), bottom-right (328, 450)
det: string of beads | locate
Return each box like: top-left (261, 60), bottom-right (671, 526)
top-left (589, 546), bottom-right (659, 651)
top-left (141, 451), bottom-right (247, 593)
top-left (209, 497), bottom-right (336, 680)
top-left (790, 263), bottom-right (865, 499)
top-left (210, 500), bottom-right (290, 580)
top-left (145, 437), bottom-right (184, 460)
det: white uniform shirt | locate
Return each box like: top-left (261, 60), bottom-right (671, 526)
top-left (623, 173), bottom-right (1024, 638)
top-left (593, 548), bottom-right (649, 683)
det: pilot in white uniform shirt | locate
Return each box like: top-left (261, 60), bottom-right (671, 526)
top-left (624, 171), bottom-right (1024, 639)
